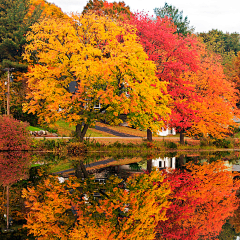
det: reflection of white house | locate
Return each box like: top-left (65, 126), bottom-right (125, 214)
top-left (152, 157), bottom-right (176, 169)
top-left (229, 160), bottom-right (240, 172)
top-left (157, 128), bottom-right (176, 136)
top-left (116, 157), bottom-right (176, 172)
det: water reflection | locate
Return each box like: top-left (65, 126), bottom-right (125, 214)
top-left (0, 151), bottom-right (31, 235)
top-left (1, 151), bottom-right (240, 239)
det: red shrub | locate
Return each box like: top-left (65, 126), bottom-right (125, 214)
top-left (0, 115), bottom-right (31, 150)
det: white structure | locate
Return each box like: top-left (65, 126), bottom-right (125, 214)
top-left (152, 157), bottom-right (176, 169)
top-left (116, 157), bottom-right (176, 172)
top-left (157, 127), bottom-right (176, 136)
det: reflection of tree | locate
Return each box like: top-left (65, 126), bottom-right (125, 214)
top-left (157, 161), bottom-right (240, 240)
top-left (0, 152), bottom-right (30, 186)
top-left (23, 170), bottom-right (171, 240)
top-left (217, 221), bottom-right (238, 240)
top-left (229, 200), bottom-right (240, 235)
top-left (0, 151), bottom-right (31, 231)
top-left (20, 159), bottom-right (240, 239)
top-left (129, 162), bottom-right (142, 171)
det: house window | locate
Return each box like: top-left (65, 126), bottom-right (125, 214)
top-left (94, 101), bottom-right (101, 110)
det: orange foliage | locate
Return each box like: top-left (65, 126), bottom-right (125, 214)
top-left (23, 171), bottom-right (171, 240)
top-left (29, 0), bottom-right (66, 19)
top-left (184, 50), bottom-right (240, 138)
top-left (158, 160), bottom-right (240, 240)
top-left (23, 13), bottom-right (170, 133)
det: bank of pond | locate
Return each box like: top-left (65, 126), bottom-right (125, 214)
top-left (1, 150), bottom-right (240, 239)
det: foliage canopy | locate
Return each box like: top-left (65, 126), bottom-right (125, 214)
top-left (23, 13), bottom-right (170, 139)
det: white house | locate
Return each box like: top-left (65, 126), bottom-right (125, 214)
top-left (157, 127), bottom-right (176, 136)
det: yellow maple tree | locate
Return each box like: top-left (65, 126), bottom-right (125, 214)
top-left (23, 13), bottom-right (170, 140)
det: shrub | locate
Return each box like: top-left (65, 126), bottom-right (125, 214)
top-left (200, 138), bottom-right (214, 147)
top-left (164, 141), bottom-right (177, 149)
top-left (67, 142), bottom-right (86, 155)
top-left (0, 115), bottom-right (31, 150)
top-left (213, 138), bottom-right (233, 148)
top-left (112, 141), bottom-right (122, 148)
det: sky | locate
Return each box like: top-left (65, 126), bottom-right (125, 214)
top-left (48, 0), bottom-right (240, 34)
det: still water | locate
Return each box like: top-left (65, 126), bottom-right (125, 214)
top-left (1, 150), bottom-right (240, 239)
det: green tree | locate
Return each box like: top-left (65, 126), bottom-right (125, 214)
top-left (0, 0), bottom-right (42, 71)
top-left (154, 2), bottom-right (194, 36)
top-left (198, 30), bottom-right (240, 57)
top-left (217, 221), bottom-right (237, 240)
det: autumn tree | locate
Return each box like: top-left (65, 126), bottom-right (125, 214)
top-left (231, 51), bottom-right (240, 105)
top-left (23, 170), bottom-right (171, 239)
top-left (82, 0), bottom-right (132, 19)
top-left (29, 0), bottom-right (66, 19)
top-left (198, 30), bottom-right (240, 97)
top-left (23, 13), bottom-right (170, 141)
top-left (154, 2), bottom-right (194, 36)
top-left (129, 13), bottom-right (240, 142)
top-left (183, 51), bottom-right (240, 138)
top-left (129, 13), bottom-right (201, 144)
top-left (0, 152), bottom-right (30, 187)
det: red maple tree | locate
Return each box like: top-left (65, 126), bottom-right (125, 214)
top-left (129, 13), bottom-right (202, 143)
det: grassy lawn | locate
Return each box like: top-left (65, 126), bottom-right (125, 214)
top-left (50, 162), bottom-right (72, 173)
top-left (28, 126), bottom-right (43, 131)
top-left (48, 120), bottom-right (115, 137)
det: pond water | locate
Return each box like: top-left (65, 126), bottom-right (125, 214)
top-left (1, 150), bottom-right (240, 239)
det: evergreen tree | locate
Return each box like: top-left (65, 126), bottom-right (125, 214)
top-left (154, 2), bottom-right (194, 36)
top-left (0, 0), bottom-right (42, 71)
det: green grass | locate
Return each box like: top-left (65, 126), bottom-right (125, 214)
top-left (234, 132), bottom-right (240, 138)
top-left (54, 120), bottom-right (75, 131)
top-left (50, 162), bottom-right (72, 173)
top-left (49, 120), bottom-right (114, 137)
top-left (28, 126), bottom-right (43, 131)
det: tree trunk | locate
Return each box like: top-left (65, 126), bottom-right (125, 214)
top-left (76, 123), bottom-right (89, 142)
top-left (179, 154), bottom-right (185, 169)
top-left (80, 160), bottom-right (88, 178)
top-left (75, 160), bottom-right (88, 179)
top-left (75, 164), bottom-right (83, 179)
top-left (147, 159), bottom-right (152, 173)
top-left (147, 128), bottom-right (152, 142)
top-left (180, 131), bottom-right (184, 145)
